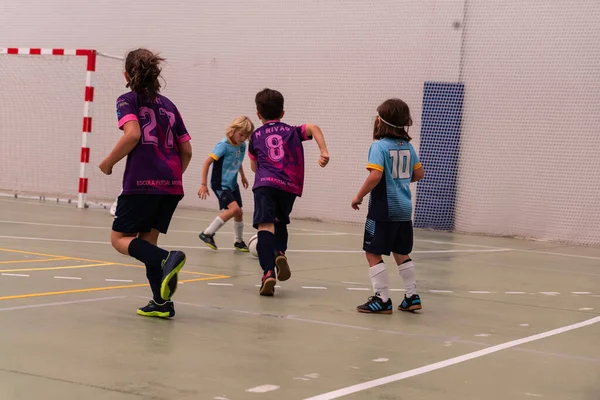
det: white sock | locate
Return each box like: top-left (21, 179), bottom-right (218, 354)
top-left (234, 220), bottom-right (244, 242)
top-left (204, 217), bottom-right (225, 235)
top-left (398, 260), bottom-right (417, 297)
top-left (369, 262), bottom-right (389, 302)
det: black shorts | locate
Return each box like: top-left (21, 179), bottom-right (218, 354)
top-left (252, 186), bottom-right (297, 229)
top-left (363, 219), bottom-right (413, 256)
top-left (213, 188), bottom-right (243, 210)
top-left (112, 194), bottom-right (183, 234)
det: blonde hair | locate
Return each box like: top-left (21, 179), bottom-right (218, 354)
top-left (226, 116), bottom-right (255, 140)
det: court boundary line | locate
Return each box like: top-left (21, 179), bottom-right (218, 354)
top-left (0, 246), bottom-right (227, 278)
top-left (303, 315), bottom-right (600, 399)
top-left (0, 296), bottom-right (125, 311)
top-left (0, 236), bottom-right (512, 254)
top-left (0, 276), bottom-right (227, 301)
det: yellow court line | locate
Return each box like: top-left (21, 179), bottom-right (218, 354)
top-left (123, 263), bottom-right (228, 277)
top-left (0, 257), bottom-right (70, 265)
top-left (0, 262), bottom-right (116, 273)
top-left (0, 246), bottom-right (227, 278)
top-left (0, 276), bottom-right (229, 301)
top-left (0, 247), bottom-right (79, 259)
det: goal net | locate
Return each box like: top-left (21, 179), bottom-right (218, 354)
top-left (0, 48), bottom-right (125, 208)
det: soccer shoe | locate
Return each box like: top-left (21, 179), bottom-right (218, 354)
top-left (199, 232), bottom-right (217, 250)
top-left (259, 270), bottom-right (276, 296)
top-left (234, 241), bottom-right (249, 252)
top-left (160, 251), bottom-right (186, 301)
top-left (275, 253), bottom-right (291, 281)
top-left (356, 296), bottom-right (393, 314)
top-left (137, 300), bottom-right (175, 318)
top-left (398, 294), bottom-right (422, 312)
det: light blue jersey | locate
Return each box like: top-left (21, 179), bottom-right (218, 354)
top-left (366, 138), bottom-right (421, 221)
top-left (210, 137), bottom-right (246, 191)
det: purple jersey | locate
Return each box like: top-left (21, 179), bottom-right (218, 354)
top-left (248, 120), bottom-right (312, 196)
top-left (116, 92), bottom-right (191, 195)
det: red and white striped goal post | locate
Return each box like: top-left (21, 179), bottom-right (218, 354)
top-left (0, 47), bottom-right (96, 209)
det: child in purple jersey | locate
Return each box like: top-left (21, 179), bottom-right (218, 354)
top-left (99, 48), bottom-right (193, 318)
top-left (248, 88), bottom-right (330, 296)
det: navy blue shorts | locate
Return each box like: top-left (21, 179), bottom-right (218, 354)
top-left (252, 186), bottom-right (297, 229)
top-left (112, 194), bottom-right (183, 234)
top-left (213, 188), bottom-right (243, 210)
top-left (363, 219), bottom-right (413, 256)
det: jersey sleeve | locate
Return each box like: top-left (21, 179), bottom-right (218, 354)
top-left (296, 124), bottom-right (313, 142)
top-left (366, 142), bottom-right (385, 172)
top-left (210, 141), bottom-right (227, 161)
top-left (410, 144), bottom-right (422, 171)
top-left (116, 96), bottom-right (137, 130)
top-left (173, 107), bottom-right (191, 143)
top-left (247, 136), bottom-right (257, 161)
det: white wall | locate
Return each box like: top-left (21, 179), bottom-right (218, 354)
top-left (456, 0), bottom-right (600, 245)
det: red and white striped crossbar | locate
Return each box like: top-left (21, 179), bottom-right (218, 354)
top-left (0, 48), bottom-right (96, 209)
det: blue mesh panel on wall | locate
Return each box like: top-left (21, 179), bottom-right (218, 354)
top-left (414, 82), bottom-right (464, 230)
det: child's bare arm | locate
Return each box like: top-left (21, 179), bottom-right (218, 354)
top-left (411, 166), bottom-right (424, 182)
top-left (99, 120), bottom-right (141, 175)
top-left (179, 141), bottom-right (193, 174)
top-left (351, 169), bottom-right (383, 210)
top-left (198, 156), bottom-right (214, 199)
top-left (305, 124), bottom-right (330, 167)
top-left (239, 165), bottom-right (249, 189)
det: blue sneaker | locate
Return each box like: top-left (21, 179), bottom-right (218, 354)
top-left (399, 294), bottom-right (422, 312)
top-left (357, 296), bottom-right (393, 314)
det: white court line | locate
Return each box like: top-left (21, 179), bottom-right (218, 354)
top-left (105, 279), bottom-right (133, 283)
top-left (302, 286), bottom-right (328, 290)
top-left (429, 290), bottom-right (454, 293)
top-left (0, 235), bottom-right (511, 254)
top-left (346, 288), bottom-right (370, 291)
top-left (303, 316), bottom-right (600, 400)
top-left (208, 283), bottom-right (234, 286)
top-left (0, 296), bottom-right (125, 312)
top-left (1, 273), bottom-right (30, 277)
top-left (54, 276), bottom-right (82, 280)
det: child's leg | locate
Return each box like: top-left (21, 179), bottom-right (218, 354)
top-left (138, 229), bottom-right (163, 304)
top-left (391, 221), bottom-right (421, 312)
top-left (356, 219), bottom-right (393, 314)
top-left (272, 190), bottom-right (296, 280)
top-left (231, 189), bottom-right (247, 249)
top-left (253, 187), bottom-right (279, 296)
top-left (200, 190), bottom-right (239, 250)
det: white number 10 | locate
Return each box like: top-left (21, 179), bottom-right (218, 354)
top-left (389, 150), bottom-right (411, 179)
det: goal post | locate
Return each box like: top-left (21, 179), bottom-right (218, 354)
top-left (0, 47), bottom-right (124, 209)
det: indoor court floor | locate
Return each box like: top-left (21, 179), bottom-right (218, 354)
top-left (0, 196), bottom-right (598, 400)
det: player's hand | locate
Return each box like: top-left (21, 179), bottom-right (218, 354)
top-left (241, 176), bottom-right (249, 189)
top-left (351, 196), bottom-right (363, 210)
top-left (198, 184), bottom-right (209, 199)
top-left (318, 151), bottom-right (330, 168)
top-left (99, 159), bottom-right (113, 175)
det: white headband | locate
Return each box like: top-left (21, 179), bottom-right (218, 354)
top-left (378, 115), bottom-right (404, 129)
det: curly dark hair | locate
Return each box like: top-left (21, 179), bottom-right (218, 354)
top-left (125, 48), bottom-right (165, 100)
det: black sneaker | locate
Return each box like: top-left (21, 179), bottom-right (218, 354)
top-left (137, 300), bottom-right (175, 318)
top-left (357, 296), bottom-right (393, 314)
top-left (199, 232), bottom-right (217, 250)
top-left (398, 294), bottom-right (422, 312)
top-left (160, 251), bottom-right (186, 301)
top-left (259, 270), bottom-right (276, 296)
top-left (234, 241), bottom-right (249, 252)
top-left (275, 253), bottom-right (291, 281)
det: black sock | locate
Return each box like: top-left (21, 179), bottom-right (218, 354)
top-left (128, 238), bottom-right (169, 268)
top-left (274, 222), bottom-right (288, 254)
top-left (257, 231), bottom-right (276, 273)
top-left (145, 264), bottom-right (163, 303)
